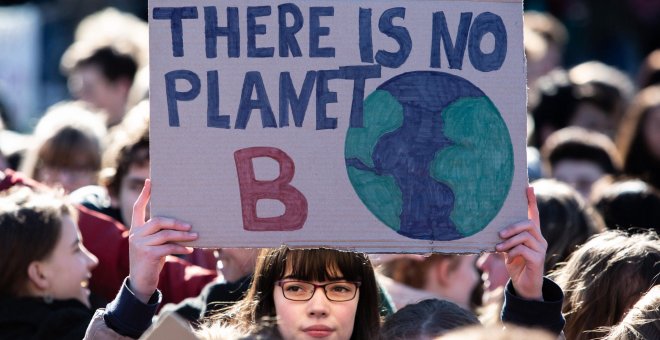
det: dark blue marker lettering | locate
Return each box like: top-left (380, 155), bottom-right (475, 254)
top-left (315, 69), bottom-right (343, 130)
top-left (279, 71), bottom-right (316, 127)
top-left (375, 7), bottom-right (411, 68)
top-left (278, 4), bottom-right (303, 57)
top-left (153, 7), bottom-right (198, 57)
top-left (247, 6), bottom-right (275, 58)
top-left (359, 8), bottom-right (374, 63)
top-left (164, 70), bottom-right (200, 127)
top-left (309, 7), bottom-right (335, 58)
top-left (468, 12), bottom-right (507, 72)
top-left (430, 12), bottom-right (472, 69)
top-left (204, 7), bottom-right (240, 58)
top-left (236, 71), bottom-right (277, 129)
top-left (206, 71), bottom-right (231, 128)
top-left (340, 65), bottom-right (381, 128)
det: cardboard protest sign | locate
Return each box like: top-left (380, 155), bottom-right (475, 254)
top-left (140, 312), bottom-right (197, 340)
top-left (149, 0), bottom-right (527, 252)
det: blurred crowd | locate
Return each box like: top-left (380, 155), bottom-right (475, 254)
top-left (0, 1), bottom-right (658, 340)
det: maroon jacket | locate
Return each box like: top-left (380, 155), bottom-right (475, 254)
top-left (0, 169), bottom-right (217, 305)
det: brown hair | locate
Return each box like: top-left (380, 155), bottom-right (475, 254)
top-left (603, 285), bottom-right (660, 340)
top-left (20, 101), bottom-right (106, 181)
top-left (532, 179), bottom-right (605, 272)
top-left (0, 187), bottom-right (75, 297)
top-left (541, 126), bottom-right (622, 177)
top-left (217, 247), bottom-right (381, 340)
top-left (616, 85), bottom-right (660, 188)
top-left (105, 128), bottom-right (149, 198)
top-left (380, 298), bottom-right (480, 339)
top-left (550, 230), bottom-right (660, 340)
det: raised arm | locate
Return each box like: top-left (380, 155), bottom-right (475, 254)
top-left (128, 179), bottom-right (199, 302)
top-left (495, 186), bottom-right (546, 300)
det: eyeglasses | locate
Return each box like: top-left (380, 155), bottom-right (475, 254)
top-left (276, 280), bottom-right (361, 302)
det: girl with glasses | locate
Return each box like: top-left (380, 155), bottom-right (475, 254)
top-left (85, 182), bottom-right (565, 339)
top-left (216, 247), bottom-right (381, 339)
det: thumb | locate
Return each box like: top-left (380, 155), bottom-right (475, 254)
top-left (131, 178), bottom-right (151, 229)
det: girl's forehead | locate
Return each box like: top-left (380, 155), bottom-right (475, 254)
top-left (282, 259), bottom-right (345, 279)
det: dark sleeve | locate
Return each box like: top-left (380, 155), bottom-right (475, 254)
top-left (103, 278), bottom-right (161, 338)
top-left (160, 275), bottom-right (252, 323)
top-left (501, 277), bottom-right (565, 335)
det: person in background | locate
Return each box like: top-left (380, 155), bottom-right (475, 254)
top-left (541, 126), bottom-right (621, 199)
top-left (61, 43), bottom-right (137, 128)
top-left (603, 285), bottom-right (659, 340)
top-left (590, 177), bottom-right (660, 234)
top-left (616, 85), bottom-right (660, 189)
top-left (20, 101), bottom-right (106, 193)
top-left (0, 168), bottom-right (217, 308)
top-left (567, 61), bottom-right (635, 139)
top-left (0, 187), bottom-right (98, 339)
top-left (529, 62), bottom-right (634, 148)
top-left (159, 248), bottom-right (259, 325)
top-left (550, 230), bottom-right (659, 340)
top-left (377, 254), bottom-right (479, 311)
top-left (523, 11), bottom-right (567, 87)
top-left (380, 299), bottom-right (481, 339)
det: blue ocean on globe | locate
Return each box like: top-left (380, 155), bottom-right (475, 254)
top-left (345, 71), bottom-right (513, 241)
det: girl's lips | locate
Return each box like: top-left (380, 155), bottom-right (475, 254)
top-left (302, 325), bottom-right (334, 338)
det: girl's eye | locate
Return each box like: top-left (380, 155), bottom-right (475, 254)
top-left (285, 284), bottom-right (305, 293)
top-left (330, 284), bottom-right (351, 293)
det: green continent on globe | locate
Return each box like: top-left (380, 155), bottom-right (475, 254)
top-left (345, 90), bottom-right (404, 168)
top-left (431, 97), bottom-right (514, 236)
top-left (345, 90), bottom-right (404, 229)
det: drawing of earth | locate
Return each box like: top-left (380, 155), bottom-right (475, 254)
top-left (345, 71), bottom-right (513, 241)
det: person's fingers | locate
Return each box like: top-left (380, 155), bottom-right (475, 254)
top-left (133, 217), bottom-right (191, 237)
top-left (500, 219), bottom-right (546, 246)
top-left (505, 244), bottom-right (544, 267)
top-left (141, 244), bottom-right (195, 259)
top-left (496, 231), bottom-right (543, 253)
top-left (140, 229), bottom-right (198, 246)
top-left (132, 179), bottom-right (151, 229)
top-left (527, 186), bottom-right (540, 228)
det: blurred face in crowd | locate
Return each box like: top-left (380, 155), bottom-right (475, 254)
top-left (38, 165), bottom-right (96, 194)
top-left (440, 255), bottom-right (479, 309)
top-left (69, 65), bottom-right (129, 126)
top-left (643, 107), bottom-right (660, 160)
top-left (213, 248), bottom-right (258, 283)
top-left (33, 215), bottom-right (98, 307)
top-left (477, 252), bottom-right (509, 299)
top-left (571, 102), bottom-right (616, 139)
top-left (118, 163), bottom-right (149, 225)
top-left (553, 160), bottom-right (605, 199)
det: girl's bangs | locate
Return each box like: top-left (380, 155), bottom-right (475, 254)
top-left (281, 248), bottom-right (366, 283)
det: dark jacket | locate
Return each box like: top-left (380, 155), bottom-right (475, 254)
top-left (0, 296), bottom-right (93, 340)
top-left (159, 275), bottom-right (253, 324)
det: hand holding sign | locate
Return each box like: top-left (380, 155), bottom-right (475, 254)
top-left (495, 186), bottom-right (546, 300)
top-left (128, 179), bottom-right (199, 303)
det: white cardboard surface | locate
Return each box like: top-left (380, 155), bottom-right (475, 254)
top-left (149, 0), bottom-right (527, 253)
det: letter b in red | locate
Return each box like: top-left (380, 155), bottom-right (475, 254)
top-left (234, 147), bottom-right (308, 231)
